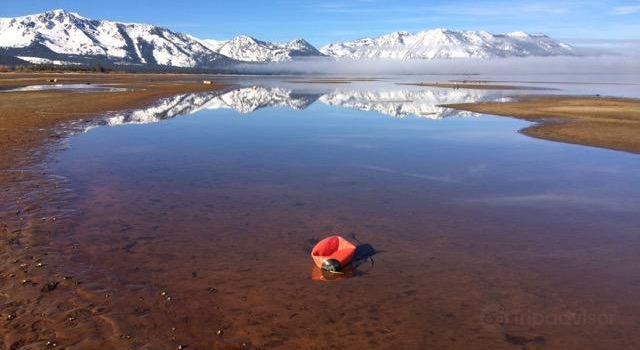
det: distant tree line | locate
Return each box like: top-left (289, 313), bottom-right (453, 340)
top-left (8, 63), bottom-right (112, 73)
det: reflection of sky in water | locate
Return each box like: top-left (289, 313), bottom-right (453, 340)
top-left (59, 78), bottom-right (640, 219)
top-left (44, 75), bottom-right (640, 349)
top-left (91, 73), bottom-right (640, 128)
top-left (97, 84), bottom-right (508, 127)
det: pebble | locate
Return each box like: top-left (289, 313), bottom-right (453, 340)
top-left (41, 281), bottom-right (59, 292)
top-left (178, 345), bottom-right (187, 349)
top-left (216, 329), bottom-right (224, 336)
top-left (161, 291), bottom-right (167, 296)
top-left (36, 262), bottom-right (45, 267)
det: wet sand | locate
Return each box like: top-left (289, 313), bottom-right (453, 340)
top-left (444, 95), bottom-right (640, 154)
top-left (0, 73), bottom-right (227, 349)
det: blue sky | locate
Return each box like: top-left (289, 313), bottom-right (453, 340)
top-left (2, 0), bottom-right (639, 47)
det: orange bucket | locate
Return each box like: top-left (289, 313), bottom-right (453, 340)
top-left (311, 235), bottom-right (356, 271)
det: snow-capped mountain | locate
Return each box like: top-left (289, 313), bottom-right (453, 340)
top-left (0, 9), bottom-right (232, 67)
top-left (199, 36), bottom-right (324, 62)
top-left (320, 28), bottom-right (575, 59)
top-left (0, 10), bottom-right (578, 68)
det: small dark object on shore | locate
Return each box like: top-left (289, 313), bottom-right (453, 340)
top-left (41, 281), bottom-right (59, 292)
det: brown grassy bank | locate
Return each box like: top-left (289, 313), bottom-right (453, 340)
top-left (444, 95), bottom-right (640, 154)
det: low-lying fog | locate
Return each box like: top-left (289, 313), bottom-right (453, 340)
top-left (235, 55), bottom-right (640, 78)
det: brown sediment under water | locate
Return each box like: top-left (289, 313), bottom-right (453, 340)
top-left (8, 80), bottom-right (640, 349)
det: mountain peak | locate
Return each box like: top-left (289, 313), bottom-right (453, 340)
top-left (320, 28), bottom-right (576, 59)
top-left (0, 9), bottom-right (232, 67)
top-left (41, 9), bottom-right (85, 20)
top-left (210, 35), bottom-right (323, 62)
top-left (233, 35), bottom-right (259, 42)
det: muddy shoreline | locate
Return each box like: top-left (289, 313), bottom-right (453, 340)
top-left (0, 73), bottom-right (228, 348)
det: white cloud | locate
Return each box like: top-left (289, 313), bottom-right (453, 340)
top-left (612, 5), bottom-right (640, 15)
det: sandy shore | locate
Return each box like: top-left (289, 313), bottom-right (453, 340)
top-left (0, 73), bottom-right (227, 348)
top-left (444, 95), bottom-right (640, 154)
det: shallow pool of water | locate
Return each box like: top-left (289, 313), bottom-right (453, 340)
top-left (48, 77), bottom-right (640, 349)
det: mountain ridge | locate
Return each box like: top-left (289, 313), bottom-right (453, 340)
top-left (320, 28), bottom-right (575, 59)
top-left (0, 10), bottom-right (577, 68)
top-left (199, 35), bottom-right (324, 62)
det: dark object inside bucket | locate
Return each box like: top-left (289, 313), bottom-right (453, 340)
top-left (321, 258), bottom-right (341, 272)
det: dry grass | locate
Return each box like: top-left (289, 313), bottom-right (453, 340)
top-left (444, 95), bottom-right (640, 153)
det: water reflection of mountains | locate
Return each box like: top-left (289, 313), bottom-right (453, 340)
top-left (102, 85), bottom-right (507, 126)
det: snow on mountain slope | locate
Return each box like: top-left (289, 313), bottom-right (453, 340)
top-left (199, 39), bottom-right (228, 52)
top-left (0, 9), bottom-right (232, 67)
top-left (201, 36), bottom-right (324, 62)
top-left (0, 10), bottom-right (580, 68)
top-left (320, 28), bottom-right (576, 59)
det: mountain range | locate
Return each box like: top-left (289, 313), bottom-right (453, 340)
top-left (0, 9), bottom-right (577, 69)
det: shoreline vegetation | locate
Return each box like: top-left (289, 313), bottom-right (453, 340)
top-left (444, 95), bottom-right (640, 154)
